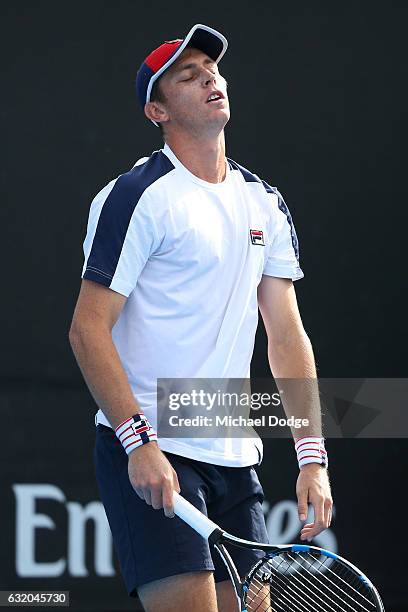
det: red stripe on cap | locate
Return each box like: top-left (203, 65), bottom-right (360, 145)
top-left (144, 41), bottom-right (183, 73)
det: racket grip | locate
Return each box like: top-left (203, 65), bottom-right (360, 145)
top-left (173, 491), bottom-right (220, 540)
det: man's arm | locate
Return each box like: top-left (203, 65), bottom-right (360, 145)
top-left (257, 275), bottom-right (333, 540)
top-left (69, 279), bottom-right (180, 517)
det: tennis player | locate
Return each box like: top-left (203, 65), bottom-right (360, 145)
top-left (69, 24), bottom-right (333, 612)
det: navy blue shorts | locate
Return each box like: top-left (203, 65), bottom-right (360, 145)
top-left (94, 424), bottom-right (269, 597)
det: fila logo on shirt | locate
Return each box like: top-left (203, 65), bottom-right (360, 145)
top-left (250, 229), bottom-right (265, 246)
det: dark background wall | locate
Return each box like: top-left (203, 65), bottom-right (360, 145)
top-left (2, 1), bottom-right (406, 610)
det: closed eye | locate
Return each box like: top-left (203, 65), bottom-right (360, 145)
top-left (179, 68), bottom-right (217, 82)
top-left (179, 73), bottom-right (194, 82)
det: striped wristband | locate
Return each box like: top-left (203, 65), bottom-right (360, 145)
top-left (115, 413), bottom-right (157, 455)
top-left (295, 437), bottom-right (328, 469)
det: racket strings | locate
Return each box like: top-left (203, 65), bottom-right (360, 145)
top-left (270, 564), bottom-right (355, 612)
top-left (287, 552), bottom-right (374, 609)
top-left (244, 552), bottom-right (379, 612)
top-left (255, 570), bottom-right (335, 612)
top-left (284, 553), bottom-right (373, 612)
top-left (250, 574), bottom-right (306, 612)
top-left (297, 552), bottom-right (375, 606)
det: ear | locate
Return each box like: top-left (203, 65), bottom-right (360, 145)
top-left (144, 101), bottom-right (169, 126)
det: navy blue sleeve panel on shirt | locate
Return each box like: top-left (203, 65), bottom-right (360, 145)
top-left (261, 181), bottom-right (304, 281)
top-left (82, 151), bottom-right (174, 295)
top-left (227, 158), bottom-right (303, 281)
top-left (227, 158), bottom-right (260, 183)
top-left (261, 180), bottom-right (301, 264)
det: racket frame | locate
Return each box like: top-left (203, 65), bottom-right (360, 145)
top-left (173, 492), bottom-right (385, 612)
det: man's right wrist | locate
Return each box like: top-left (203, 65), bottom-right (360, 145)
top-left (115, 413), bottom-right (157, 455)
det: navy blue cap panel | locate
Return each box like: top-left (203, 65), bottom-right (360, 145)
top-left (136, 64), bottom-right (155, 107)
top-left (188, 30), bottom-right (224, 61)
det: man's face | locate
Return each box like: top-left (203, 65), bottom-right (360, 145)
top-left (155, 47), bottom-right (230, 136)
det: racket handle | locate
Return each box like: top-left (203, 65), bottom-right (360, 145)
top-left (173, 491), bottom-right (220, 540)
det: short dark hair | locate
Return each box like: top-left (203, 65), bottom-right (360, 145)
top-left (150, 78), bottom-right (166, 138)
top-left (150, 78), bottom-right (167, 104)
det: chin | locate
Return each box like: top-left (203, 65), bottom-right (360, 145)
top-left (177, 108), bottom-right (230, 137)
top-left (214, 109), bottom-right (230, 129)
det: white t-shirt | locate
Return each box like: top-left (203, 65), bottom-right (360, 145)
top-left (82, 143), bottom-right (304, 467)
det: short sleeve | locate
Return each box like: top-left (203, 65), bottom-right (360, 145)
top-left (81, 175), bottom-right (159, 297)
top-left (262, 185), bottom-right (304, 281)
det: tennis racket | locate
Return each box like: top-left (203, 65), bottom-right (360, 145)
top-left (172, 491), bottom-right (384, 612)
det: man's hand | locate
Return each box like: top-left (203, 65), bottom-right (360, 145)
top-left (296, 463), bottom-right (333, 541)
top-left (128, 442), bottom-right (181, 518)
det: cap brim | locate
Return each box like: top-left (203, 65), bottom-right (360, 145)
top-left (187, 25), bottom-right (227, 63)
top-left (146, 23), bottom-right (228, 126)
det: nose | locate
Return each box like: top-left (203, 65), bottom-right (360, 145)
top-left (201, 69), bottom-right (216, 88)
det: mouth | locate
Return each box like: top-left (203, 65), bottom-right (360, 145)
top-left (206, 90), bottom-right (225, 103)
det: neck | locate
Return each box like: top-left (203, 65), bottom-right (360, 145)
top-left (164, 132), bottom-right (227, 184)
